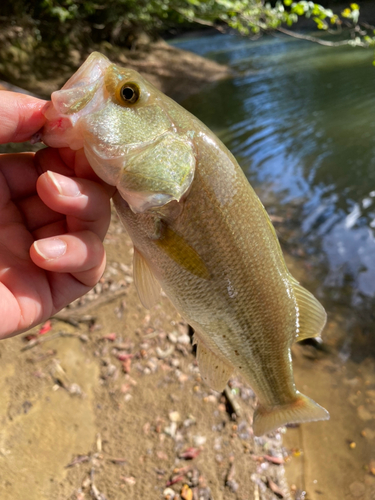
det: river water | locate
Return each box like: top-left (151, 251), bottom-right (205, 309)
top-left (172, 33), bottom-right (375, 499)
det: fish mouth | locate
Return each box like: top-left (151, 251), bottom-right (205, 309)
top-left (42, 52), bottom-right (111, 149)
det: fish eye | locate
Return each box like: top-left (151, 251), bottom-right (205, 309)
top-left (118, 82), bottom-right (140, 105)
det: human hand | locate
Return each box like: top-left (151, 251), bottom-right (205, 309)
top-left (0, 91), bottom-right (116, 339)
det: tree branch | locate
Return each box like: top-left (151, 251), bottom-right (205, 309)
top-left (276, 26), bottom-right (357, 47)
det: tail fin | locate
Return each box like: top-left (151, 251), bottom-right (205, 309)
top-left (253, 392), bottom-right (329, 436)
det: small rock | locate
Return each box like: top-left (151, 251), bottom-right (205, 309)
top-left (203, 395), bottom-right (217, 404)
top-left (122, 475), bottom-right (136, 486)
top-left (193, 435), bottom-right (206, 447)
top-left (177, 334), bottom-right (191, 345)
top-left (370, 459), bottom-right (375, 476)
top-left (169, 411), bottom-right (181, 422)
top-left (164, 422), bottom-right (177, 438)
top-left (183, 416), bottom-right (196, 427)
top-left (106, 364), bottom-right (117, 377)
top-left (163, 487), bottom-right (175, 499)
top-left (168, 332), bottom-right (178, 343)
top-left (147, 358), bottom-right (158, 373)
top-left (68, 383), bottom-right (82, 396)
top-left (349, 481), bottom-right (366, 497)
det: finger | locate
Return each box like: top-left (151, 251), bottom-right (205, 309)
top-left (35, 147), bottom-right (75, 177)
top-left (37, 171), bottom-right (111, 240)
top-left (32, 220), bottom-right (67, 240)
top-left (30, 230), bottom-right (106, 287)
top-left (0, 92), bottom-right (47, 144)
top-left (60, 148), bottom-right (117, 197)
top-left (17, 194), bottom-right (64, 233)
top-left (0, 153), bottom-right (39, 200)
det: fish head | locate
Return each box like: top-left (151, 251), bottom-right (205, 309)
top-left (42, 52), bottom-right (195, 212)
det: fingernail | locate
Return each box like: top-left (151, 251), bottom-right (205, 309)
top-left (34, 238), bottom-right (67, 260)
top-left (47, 171), bottom-right (81, 197)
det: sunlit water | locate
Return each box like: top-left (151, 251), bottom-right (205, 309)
top-left (171, 33), bottom-right (375, 498)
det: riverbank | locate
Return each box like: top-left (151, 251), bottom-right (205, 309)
top-left (0, 39), bottom-right (230, 102)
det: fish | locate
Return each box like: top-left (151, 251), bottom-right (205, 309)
top-left (41, 52), bottom-right (330, 436)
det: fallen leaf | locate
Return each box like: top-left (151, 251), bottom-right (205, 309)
top-left (39, 320), bottom-right (52, 335)
top-left (178, 447), bottom-right (201, 460)
top-left (181, 484), bottom-right (193, 500)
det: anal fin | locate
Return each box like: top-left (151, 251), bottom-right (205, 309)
top-left (292, 280), bottom-right (327, 341)
top-left (195, 335), bottom-right (233, 392)
top-left (133, 247), bottom-right (161, 309)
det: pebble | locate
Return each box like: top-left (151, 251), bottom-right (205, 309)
top-left (164, 422), bottom-right (177, 437)
top-left (193, 435), bottom-right (207, 446)
top-left (177, 334), bottom-right (191, 345)
top-left (183, 416), bottom-right (196, 427)
top-left (349, 481), bottom-right (366, 497)
top-left (168, 332), bottom-right (178, 343)
top-left (68, 383), bottom-right (82, 396)
top-left (169, 411), bottom-right (181, 422)
top-left (163, 488), bottom-right (175, 499)
top-left (203, 395), bottom-right (217, 404)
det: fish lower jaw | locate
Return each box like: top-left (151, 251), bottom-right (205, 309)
top-left (42, 119), bottom-right (84, 150)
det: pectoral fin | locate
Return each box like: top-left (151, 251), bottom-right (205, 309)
top-left (195, 335), bottom-right (233, 392)
top-left (133, 247), bottom-right (161, 309)
top-left (155, 226), bottom-right (210, 280)
top-left (291, 279), bottom-right (327, 342)
top-left (118, 134), bottom-right (195, 213)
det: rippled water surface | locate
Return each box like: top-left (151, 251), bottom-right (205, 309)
top-left (172, 33), bottom-right (375, 498)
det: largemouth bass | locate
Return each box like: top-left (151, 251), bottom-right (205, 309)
top-left (41, 52), bottom-right (329, 435)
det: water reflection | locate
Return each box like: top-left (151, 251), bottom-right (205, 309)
top-left (173, 34), bottom-right (375, 318)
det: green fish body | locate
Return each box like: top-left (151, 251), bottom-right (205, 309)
top-left (42, 52), bottom-right (329, 435)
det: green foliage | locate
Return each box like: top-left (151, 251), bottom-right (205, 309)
top-left (1, 0), bottom-right (375, 55)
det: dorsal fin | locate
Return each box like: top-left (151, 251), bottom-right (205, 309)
top-left (292, 279), bottom-right (327, 341)
top-left (133, 247), bottom-right (161, 309)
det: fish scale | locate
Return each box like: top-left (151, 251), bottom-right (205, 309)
top-left (41, 51), bottom-right (329, 436)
